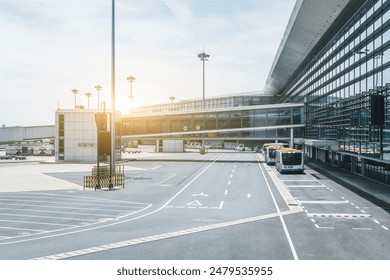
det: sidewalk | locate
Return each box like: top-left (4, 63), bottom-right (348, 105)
top-left (305, 159), bottom-right (390, 210)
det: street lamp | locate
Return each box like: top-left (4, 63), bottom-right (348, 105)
top-left (110, 0), bottom-right (116, 188)
top-left (169, 96), bottom-right (176, 103)
top-left (71, 88), bottom-right (79, 109)
top-left (95, 85), bottom-right (102, 110)
top-left (198, 51), bottom-right (210, 109)
top-left (85, 92), bottom-right (92, 109)
top-left (127, 76), bottom-right (136, 113)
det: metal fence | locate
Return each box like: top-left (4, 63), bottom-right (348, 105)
top-left (84, 165), bottom-right (125, 190)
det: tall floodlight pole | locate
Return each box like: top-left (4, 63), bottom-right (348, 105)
top-left (198, 51), bottom-right (210, 109)
top-left (85, 92), bottom-right (92, 109)
top-left (95, 85), bottom-right (102, 110)
top-left (71, 88), bottom-right (79, 109)
top-left (110, 0), bottom-right (116, 188)
top-left (127, 76), bottom-right (136, 113)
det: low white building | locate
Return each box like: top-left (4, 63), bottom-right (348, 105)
top-left (55, 109), bottom-right (121, 162)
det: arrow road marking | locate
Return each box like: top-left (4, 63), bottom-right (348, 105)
top-left (192, 193), bottom-right (208, 197)
top-left (186, 200), bottom-right (202, 207)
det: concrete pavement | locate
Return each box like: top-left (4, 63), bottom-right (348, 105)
top-left (0, 149), bottom-right (389, 213)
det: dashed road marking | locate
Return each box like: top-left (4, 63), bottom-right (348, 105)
top-left (158, 173), bottom-right (177, 185)
top-left (298, 200), bottom-right (350, 204)
top-left (307, 213), bottom-right (371, 218)
top-left (285, 185), bottom-right (326, 188)
top-left (314, 224), bottom-right (335, 230)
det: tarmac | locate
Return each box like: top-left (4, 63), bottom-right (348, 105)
top-left (0, 149), bottom-right (389, 212)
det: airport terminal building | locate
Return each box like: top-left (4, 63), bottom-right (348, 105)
top-left (121, 0), bottom-right (390, 184)
top-left (4, 0), bottom-right (385, 185)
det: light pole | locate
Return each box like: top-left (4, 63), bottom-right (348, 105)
top-left (110, 0), bottom-right (116, 188)
top-left (85, 92), bottom-right (92, 109)
top-left (169, 96), bottom-right (176, 103)
top-left (198, 51), bottom-right (210, 109)
top-left (71, 88), bottom-right (79, 109)
top-left (127, 76), bottom-right (135, 113)
top-left (95, 85), bottom-right (102, 110)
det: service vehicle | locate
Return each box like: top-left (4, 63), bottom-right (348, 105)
top-left (275, 148), bottom-right (304, 173)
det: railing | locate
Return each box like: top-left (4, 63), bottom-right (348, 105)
top-left (84, 165), bottom-right (125, 190)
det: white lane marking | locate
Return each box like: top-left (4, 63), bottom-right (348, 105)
top-left (282, 180), bottom-right (317, 182)
top-left (228, 180), bottom-right (231, 185)
top-left (256, 154), bottom-right (299, 260)
top-left (0, 219), bottom-right (76, 228)
top-left (0, 226), bottom-right (48, 233)
top-left (297, 200), bottom-right (350, 204)
top-left (285, 185), bottom-right (326, 188)
top-left (224, 190), bottom-right (228, 195)
top-left (315, 225), bottom-right (335, 230)
top-left (0, 154), bottom-right (226, 247)
top-left (0, 198), bottom-right (144, 209)
top-left (211, 201), bottom-right (224, 209)
top-left (0, 207), bottom-right (115, 217)
top-left (352, 228), bottom-right (372, 231)
top-left (192, 193), bottom-right (208, 197)
top-left (381, 226), bottom-right (389, 230)
top-left (186, 200), bottom-right (202, 207)
top-left (310, 219), bottom-right (316, 223)
top-left (158, 173), bottom-right (177, 185)
top-left (307, 213), bottom-right (371, 218)
top-left (0, 213), bottom-right (96, 222)
top-left (230, 174), bottom-right (233, 178)
top-left (374, 220), bottom-right (380, 224)
top-left (33, 210), bottom-right (299, 260)
top-left (0, 193), bottom-right (150, 206)
top-left (247, 194), bottom-right (252, 199)
top-left (0, 202), bottom-right (135, 213)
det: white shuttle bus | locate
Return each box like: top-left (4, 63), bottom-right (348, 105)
top-left (264, 143), bottom-right (288, 165)
top-left (275, 148), bottom-right (304, 173)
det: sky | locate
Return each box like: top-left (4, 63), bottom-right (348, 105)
top-left (0, 0), bottom-right (295, 126)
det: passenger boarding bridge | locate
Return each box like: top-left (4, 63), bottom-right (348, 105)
top-left (121, 103), bottom-right (305, 146)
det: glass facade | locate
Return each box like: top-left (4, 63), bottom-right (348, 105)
top-left (280, 0), bottom-right (390, 184)
top-left (122, 104), bottom-right (304, 141)
top-left (131, 91), bottom-right (279, 114)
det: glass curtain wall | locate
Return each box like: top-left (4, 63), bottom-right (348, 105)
top-left (284, 0), bottom-right (390, 160)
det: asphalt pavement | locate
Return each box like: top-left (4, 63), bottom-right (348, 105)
top-left (0, 150), bottom-right (389, 259)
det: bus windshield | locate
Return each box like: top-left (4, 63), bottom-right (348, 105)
top-left (282, 153), bottom-right (302, 165)
top-left (268, 148), bottom-right (277, 158)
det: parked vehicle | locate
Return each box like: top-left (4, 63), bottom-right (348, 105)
top-left (275, 148), bottom-right (304, 173)
top-left (235, 144), bottom-right (245, 151)
top-left (265, 145), bottom-right (280, 165)
top-left (261, 142), bottom-right (288, 154)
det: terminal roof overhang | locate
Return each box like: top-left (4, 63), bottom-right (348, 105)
top-left (264, 0), bottom-right (353, 97)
